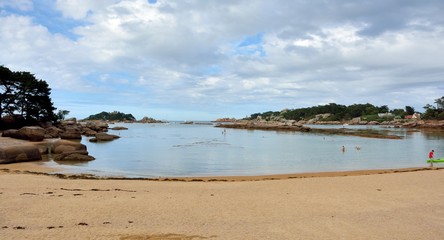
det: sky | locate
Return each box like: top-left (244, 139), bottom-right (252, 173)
top-left (1, 0), bottom-right (443, 121)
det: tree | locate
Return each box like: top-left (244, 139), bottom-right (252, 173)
top-left (391, 108), bottom-right (406, 118)
top-left (0, 66), bottom-right (17, 118)
top-left (0, 66), bottom-right (57, 127)
top-left (434, 96), bottom-right (444, 110)
top-left (423, 104), bottom-right (434, 110)
top-left (405, 106), bottom-right (415, 115)
top-left (56, 110), bottom-right (70, 121)
top-left (422, 97), bottom-right (444, 120)
top-left (378, 105), bottom-right (389, 113)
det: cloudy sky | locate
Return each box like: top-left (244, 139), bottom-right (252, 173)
top-left (1, 0), bottom-right (443, 120)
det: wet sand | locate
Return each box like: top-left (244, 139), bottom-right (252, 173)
top-left (1, 163), bottom-right (443, 240)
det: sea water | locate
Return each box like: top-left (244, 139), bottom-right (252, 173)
top-left (44, 122), bottom-right (444, 177)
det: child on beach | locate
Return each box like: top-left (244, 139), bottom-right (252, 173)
top-left (429, 150), bottom-right (434, 159)
top-left (429, 150), bottom-right (434, 167)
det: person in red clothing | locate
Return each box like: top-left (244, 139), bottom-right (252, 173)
top-left (429, 150), bottom-right (435, 167)
top-left (429, 150), bottom-right (434, 159)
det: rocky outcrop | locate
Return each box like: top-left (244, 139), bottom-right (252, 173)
top-left (51, 139), bottom-right (87, 154)
top-left (83, 121), bottom-right (109, 132)
top-left (1, 129), bottom-right (19, 138)
top-left (81, 127), bottom-right (97, 137)
top-left (18, 127), bottom-right (45, 141)
top-left (216, 120), bottom-right (311, 132)
top-left (1, 126), bottom-right (45, 142)
top-left (89, 132), bottom-right (120, 142)
top-left (214, 118), bottom-right (237, 122)
top-left (54, 150), bottom-right (95, 161)
top-left (137, 116), bottom-right (165, 123)
top-left (57, 118), bottom-right (82, 139)
top-left (0, 119), bottom-right (114, 164)
top-left (111, 126), bottom-right (128, 130)
top-left (54, 119), bottom-right (109, 138)
top-left (59, 125), bottom-right (82, 139)
top-left (49, 140), bottom-right (95, 162)
top-left (0, 144), bottom-right (42, 164)
top-left (402, 120), bottom-right (444, 129)
top-left (44, 126), bottom-right (63, 138)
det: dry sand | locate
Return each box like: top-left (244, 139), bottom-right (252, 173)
top-left (1, 163), bottom-right (443, 240)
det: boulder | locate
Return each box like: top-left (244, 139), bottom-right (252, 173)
top-left (32, 141), bottom-right (50, 154)
top-left (44, 126), bottom-right (63, 139)
top-left (111, 126), bottom-right (128, 130)
top-left (137, 116), bottom-right (164, 123)
top-left (60, 125), bottom-right (82, 139)
top-left (81, 127), bottom-right (97, 137)
top-left (1, 129), bottom-right (20, 138)
top-left (54, 150), bottom-right (95, 161)
top-left (12, 126), bottom-right (45, 141)
top-left (84, 121), bottom-right (109, 132)
top-left (1, 127), bottom-right (45, 141)
top-left (89, 132), bottom-right (120, 142)
top-left (0, 144), bottom-right (42, 164)
top-left (51, 139), bottom-right (87, 154)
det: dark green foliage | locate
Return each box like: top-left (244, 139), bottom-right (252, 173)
top-left (391, 108), bottom-right (406, 118)
top-left (248, 103), bottom-right (400, 121)
top-left (85, 111), bottom-right (136, 121)
top-left (56, 110), bottom-right (70, 121)
top-left (362, 114), bottom-right (394, 123)
top-left (249, 111), bottom-right (280, 120)
top-left (405, 106), bottom-right (415, 115)
top-left (422, 96), bottom-right (444, 120)
top-left (435, 96), bottom-right (444, 110)
top-left (1, 66), bottom-right (56, 128)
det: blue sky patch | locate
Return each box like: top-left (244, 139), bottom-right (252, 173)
top-left (236, 32), bottom-right (266, 57)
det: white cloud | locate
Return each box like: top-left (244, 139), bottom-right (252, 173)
top-left (1, 0), bottom-right (444, 119)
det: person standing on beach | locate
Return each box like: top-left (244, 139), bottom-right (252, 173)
top-left (429, 150), bottom-right (434, 159)
top-left (429, 150), bottom-right (434, 167)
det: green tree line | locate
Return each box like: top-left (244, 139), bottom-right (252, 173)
top-left (422, 96), bottom-right (444, 120)
top-left (246, 102), bottom-right (432, 121)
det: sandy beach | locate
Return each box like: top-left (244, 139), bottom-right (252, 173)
top-left (0, 163), bottom-right (443, 240)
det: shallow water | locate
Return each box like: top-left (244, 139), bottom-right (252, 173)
top-left (45, 123), bottom-right (444, 177)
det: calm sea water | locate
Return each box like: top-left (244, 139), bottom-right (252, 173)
top-left (44, 122), bottom-right (444, 178)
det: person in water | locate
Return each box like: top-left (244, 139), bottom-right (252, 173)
top-left (429, 150), bottom-right (435, 167)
